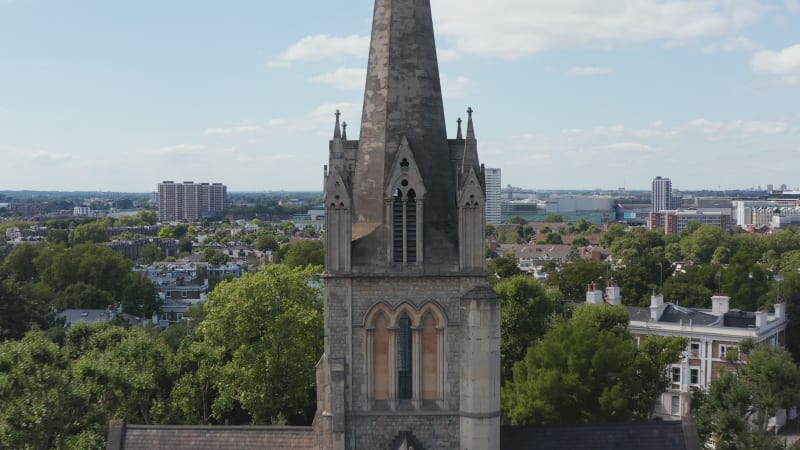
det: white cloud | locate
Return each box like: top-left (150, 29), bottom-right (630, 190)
top-left (151, 144), bottom-right (205, 155)
top-left (311, 67), bottom-right (367, 90)
top-left (787, 0), bottom-right (800, 14)
top-left (437, 48), bottom-right (462, 62)
top-left (686, 118), bottom-right (791, 136)
top-left (702, 36), bottom-right (759, 54)
top-left (565, 66), bottom-right (614, 76)
top-left (268, 34), bottom-right (370, 68)
top-left (750, 44), bottom-right (800, 86)
top-left (431, 0), bottom-right (765, 59)
top-left (205, 124), bottom-right (263, 136)
top-left (603, 142), bottom-right (658, 153)
top-left (441, 74), bottom-right (471, 98)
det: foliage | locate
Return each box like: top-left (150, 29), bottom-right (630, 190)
top-left (496, 276), bottom-right (559, 383)
top-left (502, 305), bottom-right (683, 425)
top-left (199, 264), bottom-right (324, 424)
top-left (488, 256), bottom-right (523, 284)
top-left (2, 243), bottom-right (41, 282)
top-left (281, 240), bottom-right (324, 268)
top-left (54, 282), bottom-right (114, 311)
top-left (203, 248), bottom-right (228, 266)
top-left (71, 221), bottom-right (109, 244)
top-left (542, 214), bottom-right (564, 223)
top-left (693, 343), bottom-right (800, 449)
top-left (542, 232), bottom-right (562, 244)
top-left (140, 242), bottom-right (166, 265)
top-left (546, 260), bottom-right (607, 301)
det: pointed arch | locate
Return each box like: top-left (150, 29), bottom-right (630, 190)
top-left (385, 137), bottom-right (426, 266)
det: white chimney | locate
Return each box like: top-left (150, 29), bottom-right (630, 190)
top-left (755, 308), bottom-right (767, 330)
top-left (650, 292), bottom-right (666, 321)
top-left (775, 303), bottom-right (786, 321)
top-left (606, 280), bottom-right (622, 306)
top-left (711, 295), bottom-right (730, 315)
top-left (586, 282), bottom-right (604, 305)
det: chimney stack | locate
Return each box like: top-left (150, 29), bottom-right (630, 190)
top-left (775, 302), bottom-right (786, 321)
top-left (586, 282), bottom-right (604, 305)
top-left (606, 279), bottom-right (622, 306)
top-left (755, 308), bottom-right (767, 330)
top-left (711, 295), bottom-right (730, 315)
top-left (650, 291), bottom-right (666, 321)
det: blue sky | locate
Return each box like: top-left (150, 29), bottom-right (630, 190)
top-left (1, 0), bottom-right (799, 192)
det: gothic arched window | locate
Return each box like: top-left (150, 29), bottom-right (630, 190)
top-left (397, 313), bottom-right (413, 399)
top-left (392, 186), bottom-right (417, 264)
top-left (373, 312), bottom-right (390, 401)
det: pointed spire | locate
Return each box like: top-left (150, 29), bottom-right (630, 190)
top-left (352, 0), bottom-right (455, 244)
top-left (466, 107), bottom-right (475, 140)
top-left (461, 107), bottom-right (479, 181)
top-left (342, 122), bottom-right (348, 141)
top-left (457, 117), bottom-right (463, 140)
top-left (333, 110), bottom-right (342, 140)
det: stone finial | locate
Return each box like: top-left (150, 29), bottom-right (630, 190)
top-left (333, 110), bottom-right (342, 139)
top-left (456, 117), bottom-right (463, 140)
top-left (342, 122), bottom-right (348, 140)
top-left (466, 107), bottom-right (476, 140)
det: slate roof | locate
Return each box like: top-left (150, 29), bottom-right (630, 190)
top-left (659, 305), bottom-right (718, 326)
top-left (106, 421), bottom-right (315, 450)
top-left (625, 306), bottom-right (651, 322)
top-left (500, 420), bottom-right (700, 450)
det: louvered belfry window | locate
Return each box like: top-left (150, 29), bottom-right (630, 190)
top-left (392, 186), bottom-right (417, 264)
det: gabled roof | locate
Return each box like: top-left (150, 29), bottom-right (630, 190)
top-left (106, 422), bottom-right (315, 450)
top-left (500, 420), bottom-right (700, 450)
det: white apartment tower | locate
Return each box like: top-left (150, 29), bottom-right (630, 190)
top-left (158, 181), bottom-right (227, 221)
top-left (652, 176), bottom-right (672, 212)
top-left (485, 168), bottom-right (502, 225)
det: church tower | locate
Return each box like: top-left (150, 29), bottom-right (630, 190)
top-left (316, 0), bottom-right (500, 448)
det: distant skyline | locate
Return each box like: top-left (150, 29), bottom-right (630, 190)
top-left (1, 0), bottom-right (799, 192)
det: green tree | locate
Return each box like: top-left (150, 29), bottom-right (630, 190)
top-left (694, 343), bottom-right (800, 449)
top-left (47, 229), bottom-right (70, 245)
top-left (547, 260), bottom-right (608, 302)
top-left (2, 243), bottom-right (41, 282)
top-left (543, 232), bottom-right (563, 244)
top-left (0, 331), bottom-right (89, 449)
top-left (71, 221), bottom-right (109, 244)
top-left (0, 281), bottom-right (50, 341)
top-left (681, 224), bottom-right (729, 263)
top-left (502, 305), bottom-right (680, 425)
top-left (255, 233), bottom-right (279, 252)
top-left (140, 242), bottom-right (166, 265)
top-left (488, 256), bottom-right (523, 283)
top-left (178, 237), bottom-right (193, 254)
top-left (203, 248), bottom-right (229, 266)
top-left (496, 276), bottom-right (559, 383)
top-left (571, 236), bottom-right (590, 247)
top-left (600, 223), bottom-right (626, 248)
top-left (508, 216), bottom-right (528, 225)
top-left (661, 278), bottom-right (713, 308)
top-left (198, 265), bottom-right (323, 424)
top-left (137, 210), bottom-right (158, 225)
top-left (54, 282), bottom-right (114, 311)
top-left (281, 240), bottom-right (324, 268)
top-left (542, 214), bottom-right (564, 223)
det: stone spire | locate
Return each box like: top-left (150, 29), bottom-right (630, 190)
top-left (341, 121), bottom-right (348, 141)
top-left (456, 117), bottom-right (463, 140)
top-left (352, 0), bottom-right (455, 255)
top-left (461, 107), bottom-right (480, 183)
top-left (333, 110), bottom-right (342, 140)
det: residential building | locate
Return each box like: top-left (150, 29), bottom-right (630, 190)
top-left (158, 181), bottom-right (227, 221)
top-left (486, 167), bottom-right (502, 225)
top-left (652, 176), bottom-right (673, 212)
top-left (585, 286), bottom-right (788, 422)
top-left (649, 209), bottom-right (732, 234)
